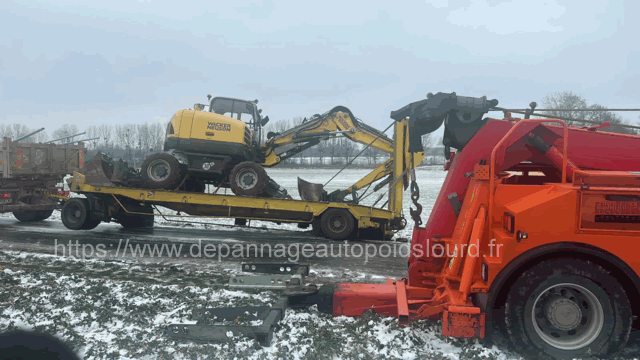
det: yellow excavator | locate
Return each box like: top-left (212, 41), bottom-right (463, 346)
top-left (137, 95), bottom-right (423, 202)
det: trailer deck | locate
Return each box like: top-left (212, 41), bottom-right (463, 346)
top-left (65, 171), bottom-right (405, 240)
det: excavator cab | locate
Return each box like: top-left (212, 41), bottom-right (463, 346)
top-left (208, 97), bottom-right (267, 145)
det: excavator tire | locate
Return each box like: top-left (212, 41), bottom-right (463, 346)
top-left (320, 209), bottom-right (355, 241)
top-left (141, 153), bottom-right (184, 190)
top-left (505, 258), bottom-right (632, 360)
top-left (229, 161), bottom-right (268, 197)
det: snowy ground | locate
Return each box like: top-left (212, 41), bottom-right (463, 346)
top-left (0, 251), bottom-right (519, 360)
top-left (2, 167), bottom-right (640, 359)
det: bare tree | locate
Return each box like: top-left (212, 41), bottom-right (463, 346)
top-left (421, 133), bottom-right (435, 151)
top-left (97, 124), bottom-right (113, 151)
top-left (274, 120), bottom-right (290, 134)
top-left (584, 104), bottom-right (635, 135)
top-left (11, 124), bottom-right (30, 140)
top-left (540, 91), bottom-right (589, 126)
top-left (0, 124), bottom-right (48, 142)
top-left (149, 122), bottom-right (166, 152)
top-left (25, 129), bottom-right (48, 143)
top-left (85, 126), bottom-right (100, 150)
top-left (115, 124), bottom-right (138, 160)
top-left (52, 124), bottom-right (80, 142)
top-left (540, 91), bottom-right (636, 134)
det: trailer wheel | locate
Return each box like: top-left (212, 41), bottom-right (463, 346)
top-left (320, 209), bottom-right (354, 240)
top-left (141, 153), bottom-right (184, 190)
top-left (119, 215), bottom-right (154, 229)
top-left (116, 203), bottom-right (154, 229)
top-left (505, 258), bottom-right (632, 360)
top-left (13, 210), bottom-right (54, 222)
top-left (310, 218), bottom-right (323, 236)
top-left (62, 198), bottom-right (100, 230)
top-left (229, 161), bottom-right (268, 196)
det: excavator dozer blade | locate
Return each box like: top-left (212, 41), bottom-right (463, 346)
top-left (82, 155), bottom-right (116, 187)
top-left (298, 177), bottom-right (324, 202)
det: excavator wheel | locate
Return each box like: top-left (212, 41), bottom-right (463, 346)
top-left (61, 198), bottom-right (101, 230)
top-left (229, 161), bottom-right (268, 197)
top-left (141, 153), bottom-right (185, 190)
top-left (320, 209), bottom-right (355, 241)
top-left (13, 210), bottom-right (54, 222)
top-left (505, 258), bottom-right (632, 360)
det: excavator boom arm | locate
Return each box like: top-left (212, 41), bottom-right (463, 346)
top-left (261, 106), bottom-right (395, 167)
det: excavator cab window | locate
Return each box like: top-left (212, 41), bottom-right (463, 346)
top-left (209, 97), bottom-right (257, 124)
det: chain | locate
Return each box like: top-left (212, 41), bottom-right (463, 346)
top-left (408, 168), bottom-right (422, 228)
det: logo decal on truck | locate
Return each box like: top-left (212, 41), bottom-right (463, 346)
top-left (207, 122), bottom-right (231, 132)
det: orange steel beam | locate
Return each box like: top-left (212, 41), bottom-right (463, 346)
top-left (457, 206), bottom-right (487, 303)
top-left (396, 279), bottom-right (410, 325)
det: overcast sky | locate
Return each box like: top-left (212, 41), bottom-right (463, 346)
top-left (1, 0), bottom-right (638, 136)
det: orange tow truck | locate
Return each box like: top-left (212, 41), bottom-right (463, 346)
top-left (168, 92), bottom-right (640, 360)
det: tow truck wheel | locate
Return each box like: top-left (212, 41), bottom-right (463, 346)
top-left (505, 258), bottom-right (632, 360)
top-left (141, 153), bottom-right (184, 190)
top-left (13, 210), bottom-right (54, 222)
top-left (229, 161), bottom-right (268, 197)
top-left (320, 209), bottom-right (354, 240)
top-left (62, 198), bottom-right (100, 230)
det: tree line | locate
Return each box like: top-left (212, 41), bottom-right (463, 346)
top-left (538, 91), bottom-right (638, 134)
top-left (0, 122), bottom-right (167, 161)
top-left (2, 91), bottom-right (636, 166)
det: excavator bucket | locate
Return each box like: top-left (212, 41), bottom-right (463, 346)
top-left (82, 153), bottom-right (143, 187)
top-left (297, 177), bottom-right (324, 202)
top-left (82, 154), bottom-right (116, 187)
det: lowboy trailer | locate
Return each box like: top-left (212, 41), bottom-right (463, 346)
top-left (62, 117), bottom-right (423, 241)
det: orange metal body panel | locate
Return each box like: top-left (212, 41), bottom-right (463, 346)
top-left (333, 118), bottom-right (640, 340)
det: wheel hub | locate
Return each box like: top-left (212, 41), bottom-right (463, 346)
top-left (242, 174), bottom-right (256, 186)
top-left (236, 169), bottom-right (258, 190)
top-left (155, 167), bottom-right (168, 178)
top-left (545, 298), bottom-right (581, 331)
top-left (531, 283), bottom-right (605, 351)
top-left (148, 159), bottom-right (172, 182)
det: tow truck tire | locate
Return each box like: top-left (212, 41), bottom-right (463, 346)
top-left (505, 258), bottom-right (632, 360)
top-left (141, 153), bottom-right (184, 190)
top-left (62, 198), bottom-right (100, 230)
top-left (229, 161), bottom-right (268, 197)
top-left (320, 209), bottom-right (354, 240)
top-left (13, 210), bottom-right (54, 222)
